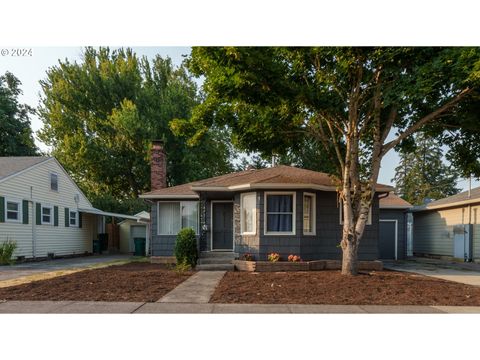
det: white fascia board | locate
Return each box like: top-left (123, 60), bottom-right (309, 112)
top-left (413, 198), bottom-right (480, 212)
top-left (139, 194), bottom-right (199, 199)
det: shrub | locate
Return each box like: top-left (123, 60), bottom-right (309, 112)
top-left (288, 254), bottom-right (302, 262)
top-left (174, 259), bottom-right (192, 273)
top-left (174, 228), bottom-right (197, 268)
top-left (0, 239), bottom-right (17, 265)
top-left (241, 253), bottom-right (254, 261)
top-left (267, 252), bottom-right (280, 262)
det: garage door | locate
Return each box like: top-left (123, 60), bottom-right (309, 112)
top-left (379, 220), bottom-right (397, 259)
top-left (130, 225), bottom-right (147, 252)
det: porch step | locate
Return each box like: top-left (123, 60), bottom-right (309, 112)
top-left (195, 263), bottom-right (235, 271)
top-left (199, 251), bottom-right (238, 259)
top-left (197, 257), bottom-right (235, 265)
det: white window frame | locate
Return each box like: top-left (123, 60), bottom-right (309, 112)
top-left (339, 200), bottom-right (372, 226)
top-left (264, 191), bottom-right (296, 236)
top-left (240, 192), bottom-right (256, 235)
top-left (303, 192), bottom-right (316, 236)
top-left (41, 204), bottom-right (54, 225)
top-left (5, 198), bottom-right (22, 223)
top-left (69, 210), bottom-right (79, 227)
top-left (157, 201), bottom-right (199, 235)
top-left (50, 172), bottom-right (59, 192)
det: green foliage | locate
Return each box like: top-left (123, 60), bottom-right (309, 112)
top-left (0, 72), bottom-right (38, 156)
top-left (38, 47), bottom-right (235, 199)
top-left (0, 239), bottom-right (17, 265)
top-left (174, 259), bottom-right (192, 273)
top-left (174, 228), bottom-right (197, 268)
top-left (267, 252), bottom-right (280, 262)
top-left (392, 133), bottom-right (460, 205)
top-left (90, 193), bottom-right (148, 217)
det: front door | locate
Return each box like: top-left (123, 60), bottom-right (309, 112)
top-left (212, 202), bottom-right (233, 250)
top-left (379, 220), bottom-right (396, 259)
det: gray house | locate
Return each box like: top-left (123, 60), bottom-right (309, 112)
top-left (140, 141), bottom-right (395, 266)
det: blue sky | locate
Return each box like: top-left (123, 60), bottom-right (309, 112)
top-left (0, 46), bottom-right (476, 191)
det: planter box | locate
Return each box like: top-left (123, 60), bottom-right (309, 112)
top-left (233, 259), bottom-right (383, 272)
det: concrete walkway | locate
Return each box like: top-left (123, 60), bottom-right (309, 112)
top-left (1, 300), bottom-right (480, 313)
top-left (384, 260), bottom-right (480, 287)
top-left (0, 255), bottom-right (133, 282)
top-left (158, 271), bottom-right (226, 303)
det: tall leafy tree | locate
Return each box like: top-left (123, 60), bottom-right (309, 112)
top-left (38, 47), bottom-right (234, 201)
top-left (173, 47), bottom-right (480, 275)
top-left (0, 72), bottom-right (38, 156)
top-left (392, 132), bottom-right (460, 205)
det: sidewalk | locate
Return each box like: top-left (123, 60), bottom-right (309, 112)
top-left (1, 300), bottom-right (479, 313)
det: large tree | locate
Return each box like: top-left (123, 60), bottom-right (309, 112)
top-left (0, 72), bottom-right (38, 156)
top-left (392, 132), bottom-right (460, 205)
top-left (173, 47), bottom-right (480, 275)
top-left (38, 47), bottom-right (234, 200)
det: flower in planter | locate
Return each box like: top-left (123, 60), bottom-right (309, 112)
top-left (267, 252), bottom-right (280, 262)
top-left (242, 253), bottom-right (254, 261)
top-left (288, 254), bottom-right (302, 262)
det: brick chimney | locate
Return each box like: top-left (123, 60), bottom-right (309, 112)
top-left (151, 140), bottom-right (167, 190)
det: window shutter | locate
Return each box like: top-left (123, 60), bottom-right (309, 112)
top-left (79, 212), bottom-right (82, 228)
top-left (0, 196), bottom-right (4, 223)
top-left (22, 200), bottom-right (29, 224)
top-left (64, 207), bottom-right (70, 227)
top-left (54, 206), bottom-right (59, 226)
top-left (36, 203), bottom-right (41, 225)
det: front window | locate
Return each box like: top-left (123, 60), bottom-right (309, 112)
top-left (69, 210), bottom-right (78, 227)
top-left (42, 205), bottom-right (53, 225)
top-left (158, 201), bottom-right (199, 235)
top-left (241, 192), bottom-right (256, 235)
top-left (50, 173), bottom-right (58, 191)
top-left (303, 193), bottom-right (316, 235)
top-left (265, 192), bottom-right (295, 235)
top-left (6, 200), bottom-right (21, 222)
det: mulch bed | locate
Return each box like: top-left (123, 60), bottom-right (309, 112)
top-left (0, 262), bottom-right (194, 302)
top-left (210, 270), bottom-right (480, 306)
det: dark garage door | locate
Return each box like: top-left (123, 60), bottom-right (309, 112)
top-left (379, 220), bottom-right (396, 259)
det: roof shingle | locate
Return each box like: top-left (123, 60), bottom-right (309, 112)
top-left (0, 157), bottom-right (51, 181)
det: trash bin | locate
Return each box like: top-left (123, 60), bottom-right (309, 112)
top-left (98, 233), bottom-right (108, 251)
top-left (133, 237), bottom-right (146, 256)
top-left (93, 239), bottom-right (102, 254)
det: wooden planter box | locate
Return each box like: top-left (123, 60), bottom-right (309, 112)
top-left (233, 259), bottom-right (383, 272)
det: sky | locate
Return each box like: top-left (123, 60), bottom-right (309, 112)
top-left (1, 46), bottom-right (477, 192)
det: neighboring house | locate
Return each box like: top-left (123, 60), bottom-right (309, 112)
top-left (119, 211), bottom-right (150, 254)
top-left (140, 141), bottom-right (394, 263)
top-left (379, 193), bottom-right (413, 260)
top-left (0, 156), bottom-right (139, 259)
top-left (412, 187), bottom-right (480, 262)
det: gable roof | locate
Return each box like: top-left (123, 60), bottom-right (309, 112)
top-left (140, 165), bottom-right (394, 199)
top-left (379, 192), bottom-right (412, 209)
top-left (0, 156), bottom-right (51, 182)
top-left (414, 186), bottom-right (480, 212)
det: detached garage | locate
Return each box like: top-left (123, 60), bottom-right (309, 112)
top-left (118, 211), bottom-right (150, 255)
top-left (378, 192), bottom-right (412, 260)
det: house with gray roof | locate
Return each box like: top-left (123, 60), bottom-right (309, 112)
top-left (412, 187), bottom-right (480, 262)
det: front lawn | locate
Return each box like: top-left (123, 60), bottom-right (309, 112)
top-left (0, 262), bottom-right (194, 302)
top-left (210, 270), bottom-right (480, 306)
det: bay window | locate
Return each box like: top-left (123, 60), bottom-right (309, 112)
top-left (158, 201), bottom-right (199, 235)
top-left (241, 192), bottom-right (256, 235)
top-left (264, 192), bottom-right (296, 235)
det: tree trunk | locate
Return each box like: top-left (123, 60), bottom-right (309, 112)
top-left (341, 236), bottom-right (359, 275)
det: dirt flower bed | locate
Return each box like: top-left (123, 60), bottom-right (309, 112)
top-left (0, 262), bottom-right (194, 302)
top-left (210, 270), bottom-right (480, 306)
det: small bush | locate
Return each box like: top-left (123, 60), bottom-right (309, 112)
top-left (267, 252), bottom-right (280, 262)
top-left (288, 254), bottom-right (302, 262)
top-left (174, 228), bottom-right (197, 268)
top-left (0, 239), bottom-right (17, 265)
top-left (241, 253), bottom-right (254, 261)
top-left (174, 259), bottom-right (192, 273)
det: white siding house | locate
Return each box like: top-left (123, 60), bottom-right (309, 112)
top-left (0, 157), bottom-right (139, 259)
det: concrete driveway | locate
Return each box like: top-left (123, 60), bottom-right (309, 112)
top-left (0, 255), bottom-right (133, 282)
top-left (383, 259), bottom-right (480, 287)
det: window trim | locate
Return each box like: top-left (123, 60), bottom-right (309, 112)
top-left (69, 210), bottom-right (79, 227)
top-left (303, 192), bottom-right (316, 236)
top-left (339, 200), bottom-right (372, 226)
top-left (50, 172), bottom-right (59, 192)
top-left (5, 198), bottom-right (22, 223)
top-left (264, 191), bottom-right (296, 236)
top-left (41, 204), bottom-right (54, 225)
top-left (240, 192), bottom-right (256, 235)
top-left (157, 201), bottom-right (199, 236)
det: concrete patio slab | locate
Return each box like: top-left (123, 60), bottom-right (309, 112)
top-left (136, 303), bottom-right (215, 313)
top-left (158, 271), bottom-right (226, 303)
top-left (54, 301), bottom-right (144, 314)
top-left (0, 300), bottom-right (74, 313)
